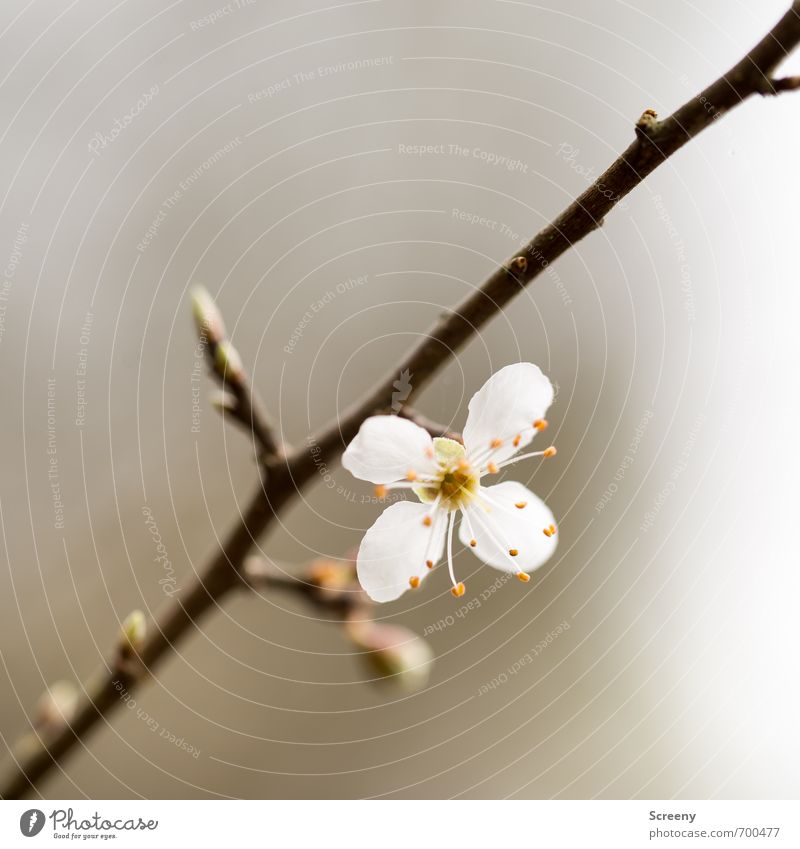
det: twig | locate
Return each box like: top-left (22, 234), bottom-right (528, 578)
top-left (3, 2), bottom-right (800, 799)
top-left (192, 286), bottom-right (283, 459)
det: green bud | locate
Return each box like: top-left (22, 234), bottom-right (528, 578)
top-left (190, 285), bottom-right (226, 346)
top-left (120, 610), bottom-right (147, 654)
top-left (209, 389), bottom-right (238, 414)
top-left (34, 681), bottom-right (78, 734)
top-left (348, 621), bottom-right (433, 693)
top-left (213, 340), bottom-right (245, 384)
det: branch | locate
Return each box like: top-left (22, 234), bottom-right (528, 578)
top-left (290, 1), bottom-right (800, 478)
top-left (396, 406), bottom-right (462, 442)
top-left (4, 3), bottom-right (800, 798)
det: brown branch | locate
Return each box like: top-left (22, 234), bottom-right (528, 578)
top-left (3, 2), bottom-right (800, 798)
top-left (396, 406), bottom-right (462, 442)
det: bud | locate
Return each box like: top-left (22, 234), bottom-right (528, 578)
top-left (120, 610), bottom-right (147, 655)
top-left (190, 285), bottom-right (226, 346)
top-left (34, 681), bottom-right (78, 736)
top-left (209, 389), bottom-right (238, 414)
top-left (347, 621), bottom-right (434, 693)
top-left (213, 340), bottom-right (245, 385)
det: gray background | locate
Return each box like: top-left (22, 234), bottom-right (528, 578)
top-left (0, 0), bottom-right (798, 798)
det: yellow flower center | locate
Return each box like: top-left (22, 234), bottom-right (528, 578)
top-left (415, 438), bottom-right (480, 510)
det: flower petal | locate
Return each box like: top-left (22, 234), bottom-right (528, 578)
top-left (342, 415), bottom-right (436, 484)
top-left (462, 363), bottom-right (554, 465)
top-left (357, 501), bottom-right (446, 602)
top-left (460, 481), bottom-right (556, 574)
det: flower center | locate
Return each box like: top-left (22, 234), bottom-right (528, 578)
top-left (415, 437), bottom-right (480, 510)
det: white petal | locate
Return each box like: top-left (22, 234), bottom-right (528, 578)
top-left (462, 363), bottom-right (553, 465)
top-left (342, 415), bottom-right (436, 484)
top-left (460, 481), bottom-right (556, 574)
top-left (357, 501), bottom-right (446, 602)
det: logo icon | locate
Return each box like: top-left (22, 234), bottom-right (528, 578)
top-left (19, 809), bottom-right (45, 837)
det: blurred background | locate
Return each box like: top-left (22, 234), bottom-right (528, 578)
top-left (0, 0), bottom-right (798, 799)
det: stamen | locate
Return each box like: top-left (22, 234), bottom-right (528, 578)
top-left (487, 461), bottom-right (498, 474)
top-left (451, 582), bottom-right (466, 597)
top-left (409, 576), bottom-right (420, 589)
top-left (515, 501), bottom-right (527, 509)
top-left (406, 469), bottom-right (418, 481)
top-left (426, 559), bottom-right (434, 569)
top-left (533, 419), bottom-right (548, 431)
top-left (466, 504), bottom-right (525, 573)
top-left (374, 485), bottom-right (387, 499)
top-left (516, 572), bottom-right (530, 582)
top-left (445, 512), bottom-right (460, 593)
top-left (513, 434), bottom-right (521, 447)
top-left (495, 445), bottom-right (558, 471)
top-left (490, 438), bottom-right (503, 449)
top-left (460, 508), bottom-right (478, 548)
top-left (543, 523), bottom-right (557, 537)
top-left (422, 516), bottom-right (432, 527)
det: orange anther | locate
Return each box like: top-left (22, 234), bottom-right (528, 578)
top-left (515, 501), bottom-right (527, 509)
top-left (513, 434), bottom-right (521, 447)
top-left (470, 538), bottom-right (477, 548)
top-left (426, 559), bottom-right (434, 569)
top-left (534, 419), bottom-right (548, 431)
top-left (487, 462), bottom-right (498, 474)
top-left (422, 515), bottom-right (432, 527)
top-left (409, 576), bottom-right (420, 589)
top-left (406, 469), bottom-right (418, 481)
top-left (490, 438), bottom-right (503, 449)
top-left (374, 485), bottom-right (387, 498)
top-left (451, 582), bottom-right (466, 598)
top-left (458, 457), bottom-right (470, 470)
top-left (509, 548), bottom-right (519, 557)
top-left (516, 572), bottom-right (530, 583)
top-left (543, 446), bottom-right (557, 458)
top-left (543, 527), bottom-right (553, 537)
